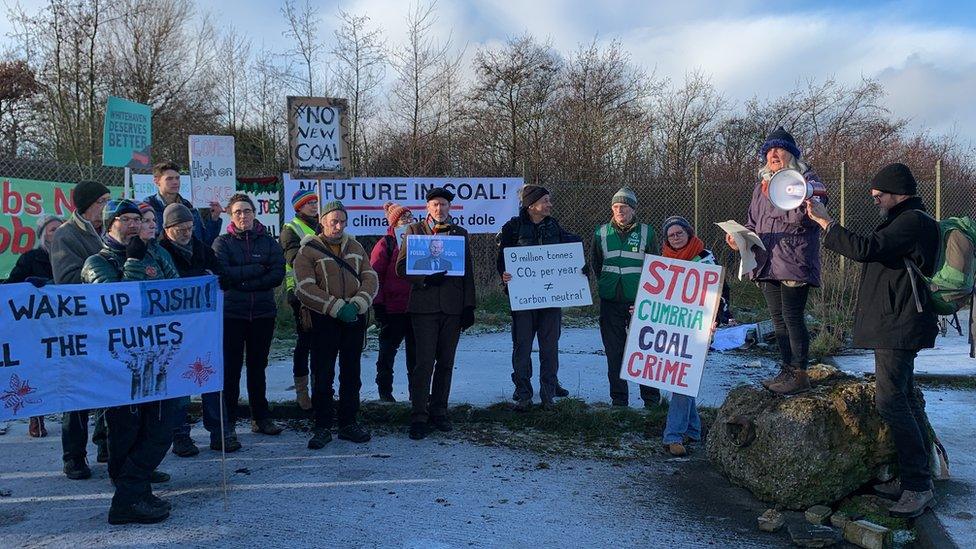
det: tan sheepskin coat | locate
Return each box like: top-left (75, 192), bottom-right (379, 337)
top-left (293, 233), bottom-right (378, 317)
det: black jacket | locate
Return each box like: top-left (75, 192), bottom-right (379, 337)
top-left (212, 221), bottom-right (286, 320)
top-left (160, 236), bottom-right (220, 279)
top-left (5, 248), bottom-right (53, 284)
top-left (495, 210), bottom-right (582, 276)
top-left (823, 196), bottom-right (939, 350)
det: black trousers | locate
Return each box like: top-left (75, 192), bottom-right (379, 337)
top-left (511, 308), bottom-right (562, 403)
top-left (105, 398), bottom-right (181, 506)
top-left (374, 309), bottom-right (416, 395)
top-left (289, 292), bottom-right (313, 378)
top-left (310, 312), bottom-right (366, 429)
top-left (61, 409), bottom-right (107, 463)
top-left (874, 349), bottom-right (932, 492)
top-left (224, 317), bottom-right (276, 422)
top-left (410, 313), bottom-right (462, 423)
top-left (760, 281), bottom-right (810, 370)
top-left (600, 299), bottom-right (659, 405)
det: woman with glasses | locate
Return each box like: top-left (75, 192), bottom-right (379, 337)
top-left (212, 194), bottom-right (286, 441)
top-left (725, 127), bottom-right (823, 395)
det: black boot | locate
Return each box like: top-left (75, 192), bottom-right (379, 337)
top-left (409, 422), bottom-right (429, 440)
top-left (108, 498), bottom-right (170, 525)
top-left (171, 435), bottom-right (200, 458)
top-left (337, 423), bottom-right (371, 443)
top-left (63, 459), bottom-right (92, 480)
top-left (307, 428), bottom-right (332, 449)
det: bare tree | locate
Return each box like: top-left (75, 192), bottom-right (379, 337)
top-left (0, 59), bottom-right (40, 156)
top-left (652, 71), bottom-right (727, 185)
top-left (215, 27), bottom-right (253, 133)
top-left (332, 10), bottom-right (385, 175)
top-left (281, 0), bottom-right (326, 97)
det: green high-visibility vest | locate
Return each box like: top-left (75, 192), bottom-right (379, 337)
top-left (284, 217), bottom-right (318, 292)
top-left (595, 222), bottom-right (653, 301)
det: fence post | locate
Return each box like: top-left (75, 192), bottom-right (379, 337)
top-left (693, 161), bottom-right (700, 235)
top-left (839, 161), bottom-right (846, 277)
top-left (935, 159), bottom-right (942, 221)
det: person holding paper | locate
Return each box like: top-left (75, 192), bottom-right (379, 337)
top-left (294, 200), bottom-right (378, 448)
top-left (592, 187), bottom-right (661, 408)
top-left (806, 163), bottom-right (939, 519)
top-left (396, 187), bottom-right (477, 440)
top-left (48, 180), bottom-right (112, 480)
top-left (144, 161), bottom-right (222, 246)
top-left (159, 203), bottom-right (238, 456)
top-left (497, 184), bottom-right (580, 410)
top-left (280, 190), bottom-right (321, 410)
top-left (725, 127), bottom-right (822, 395)
top-left (213, 194), bottom-right (286, 439)
top-left (80, 199), bottom-right (181, 525)
top-left (370, 201), bottom-right (417, 403)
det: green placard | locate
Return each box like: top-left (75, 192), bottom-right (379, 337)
top-left (0, 177), bottom-right (78, 279)
top-left (102, 96), bottom-right (152, 168)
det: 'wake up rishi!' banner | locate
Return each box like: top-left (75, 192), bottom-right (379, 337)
top-left (620, 256), bottom-right (724, 398)
top-left (0, 276), bottom-right (223, 420)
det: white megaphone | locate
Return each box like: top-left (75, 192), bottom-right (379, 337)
top-left (766, 169), bottom-right (827, 210)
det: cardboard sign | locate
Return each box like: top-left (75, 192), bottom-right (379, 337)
top-left (620, 256), bottom-right (724, 398)
top-left (102, 96), bottom-right (152, 168)
top-left (0, 276), bottom-right (223, 420)
top-left (504, 242), bottom-right (592, 311)
top-left (287, 96), bottom-right (351, 179)
top-left (0, 178), bottom-right (77, 279)
top-left (405, 234), bottom-right (465, 276)
top-left (220, 189), bottom-right (281, 239)
top-left (189, 135), bottom-right (236, 208)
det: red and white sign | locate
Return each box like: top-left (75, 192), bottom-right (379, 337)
top-left (189, 135), bottom-right (236, 208)
top-left (621, 256), bottom-right (724, 398)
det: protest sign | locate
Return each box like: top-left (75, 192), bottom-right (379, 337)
top-left (130, 173), bottom-right (193, 202)
top-left (620, 256), bottom-right (724, 398)
top-left (189, 135), bottom-right (236, 208)
top-left (285, 175), bottom-right (519, 235)
top-left (1, 178), bottom-right (77, 279)
top-left (287, 96), bottom-right (351, 179)
top-left (219, 188), bottom-right (282, 239)
top-left (0, 275), bottom-right (223, 420)
top-left (504, 242), bottom-right (592, 311)
top-left (282, 173), bottom-right (318, 224)
top-left (102, 96), bottom-right (152, 168)
top-left (405, 234), bottom-right (465, 276)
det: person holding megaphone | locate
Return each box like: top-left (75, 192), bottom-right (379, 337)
top-left (725, 127), bottom-right (824, 395)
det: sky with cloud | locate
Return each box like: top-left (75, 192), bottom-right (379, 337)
top-left (3, 0), bottom-right (974, 146)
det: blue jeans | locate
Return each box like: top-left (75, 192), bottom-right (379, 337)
top-left (173, 392), bottom-right (230, 441)
top-left (663, 394), bottom-right (701, 444)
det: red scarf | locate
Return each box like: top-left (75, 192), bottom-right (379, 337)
top-left (663, 236), bottom-right (705, 262)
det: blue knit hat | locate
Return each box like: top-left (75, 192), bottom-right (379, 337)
top-left (758, 127), bottom-right (801, 160)
top-left (292, 189), bottom-right (317, 212)
top-left (102, 199), bottom-right (142, 226)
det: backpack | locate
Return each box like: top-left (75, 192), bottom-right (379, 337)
top-left (911, 216), bottom-right (976, 316)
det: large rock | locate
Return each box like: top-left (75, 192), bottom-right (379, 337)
top-left (706, 365), bottom-right (899, 509)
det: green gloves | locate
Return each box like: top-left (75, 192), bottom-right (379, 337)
top-left (336, 302), bottom-right (359, 323)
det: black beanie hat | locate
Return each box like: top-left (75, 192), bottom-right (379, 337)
top-left (758, 126), bottom-right (801, 160)
top-left (73, 180), bottom-right (111, 215)
top-left (871, 163), bottom-right (917, 196)
top-left (426, 187), bottom-right (455, 202)
top-left (520, 184), bottom-right (550, 208)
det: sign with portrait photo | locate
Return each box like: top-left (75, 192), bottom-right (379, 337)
top-left (405, 234), bottom-right (465, 277)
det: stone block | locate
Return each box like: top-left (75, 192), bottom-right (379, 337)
top-left (805, 504), bottom-right (832, 525)
top-left (757, 509), bottom-right (785, 532)
top-left (843, 519), bottom-right (892, 549)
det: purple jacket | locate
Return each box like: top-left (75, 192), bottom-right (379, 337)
top-left (745, 168), bottom-right (822, 286)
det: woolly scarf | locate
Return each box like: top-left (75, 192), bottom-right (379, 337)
top-left (662, 236), bottom-right (705, 262)
top-left (170, 240), bottom-right (194, 262)
top-left (611, 218), bottom-right (637, 235)
top-left (426, 215), bottom-right (453, 234)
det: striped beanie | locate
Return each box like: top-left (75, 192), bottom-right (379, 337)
top-left (611, 187), bottom-right (638, 209)
top-left (137, 201), bottom-right (153, 215)
top-left (384, 201), bottom-right (410, 227)
top-left (292, 189), bottom-right (317, 212)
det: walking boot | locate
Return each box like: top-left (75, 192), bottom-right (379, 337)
top-left (210, 434), bottom-right (242, 453)
top-left (768, 369), bottom-right (811, 395)
top-left (554, 384), bottom-right (570, 398)
top-left (889, 489), bottom-right (934, 518)
top-left (294, 375), bottom-right (312, 411)
top-left (761, 364), bottom-right (794, 390)
top-left (665, 442), bottom-right (688, 457)
top-left (108, 498), bottom-right (169, 525)
top-left (63, 458), bottom-right (92, 480)
top-left (251, 419), bottom-right (283, 435)
top-left (430, 416), bottom-right (453, 432)
top-left (307, 428), bottom-right (332, 449)
top-left (409, 422), bottom-right (429, 440)
top-left (171, 435), bottom-right (200, 458)
top-left (149, 470), bottom-right (171, 483)
top-left (873, 478), bottom-right (902, 500)
top-left (378, 391), bottom-right (397, 403)
top-left (145, 492), bottom-right (173, 512)
top-left (337, 423), bottom-right (371, 443)
top-left (513, 398), bottom-right (532, 412)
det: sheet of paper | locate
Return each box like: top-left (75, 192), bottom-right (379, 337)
top-left (715, 220), bottom-right (766, 280)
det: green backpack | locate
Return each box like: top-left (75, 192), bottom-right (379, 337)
top-left (923, 217), bottom-right (976, 316)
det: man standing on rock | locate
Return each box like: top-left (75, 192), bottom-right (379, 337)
top-left (592, 187), bottom-right (661, 408)
top-left (806, 163), bottom-right (939, 519)
top-left (396, 187), bottom-right (476, 440)
top-left (497, 184), bottom-right (579, 410)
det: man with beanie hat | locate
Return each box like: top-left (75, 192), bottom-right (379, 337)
top-left (593, 187), bottom-right (661, 408)
top-left (497, 184), bottom-right (581, 410)
top-left (80, 198), bottom-right (181, 524)
top-left (396, 187), bottom-right (476, 440)
top-left (370, 201), bottom-right (416, 402)
top-left (48, 180), bottom-right (112, 480)
top-left (160, 203), bottom-right (235, 457)
top-left (280, 189), bottom-right (321, 410)
top-left (807, 163), bottom-right (939, 518)
top-left (144, 161), bottom-right (222, 246)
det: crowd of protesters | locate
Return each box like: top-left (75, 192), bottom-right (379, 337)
top-left (1, 126), bottom-right (942, 523)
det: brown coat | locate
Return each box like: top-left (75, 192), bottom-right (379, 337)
top-left (294, 233), bottom-right (378, 317)
top-left (395, 220), bottom-right (476, 315)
